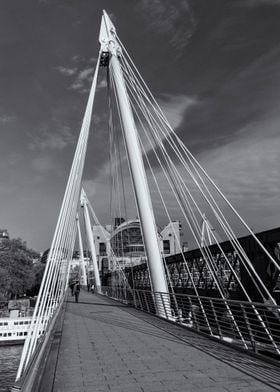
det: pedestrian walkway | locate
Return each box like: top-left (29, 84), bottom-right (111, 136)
top-left (50, 290), bottom-right (280, 392)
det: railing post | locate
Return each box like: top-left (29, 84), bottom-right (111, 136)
top-left (136, 291), bottom-right (143, 311)
top-left (241, 303), bottom-right (256, 352)
top-left (223, 299), bottom-right (248, 349)
top-left (144, 291), bottom-right (151, 313)
top-left (160, 292), bottom-right (169, 319)
top-left (187, 297), bottom-right (199, 331)
top-left (210, 299), bottom-right (222, 338)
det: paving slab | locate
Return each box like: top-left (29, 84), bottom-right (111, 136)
top-left (52, 290), bottom-right (280, 392)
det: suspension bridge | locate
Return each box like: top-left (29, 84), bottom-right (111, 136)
top-left (12, 11), bottom-right (280, 392)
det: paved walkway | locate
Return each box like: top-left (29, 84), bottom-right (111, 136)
top-left (52, 290), bottom-right (280, 392)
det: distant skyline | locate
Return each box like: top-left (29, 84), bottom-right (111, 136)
top-left (0, 0), bottom-right (280, 251)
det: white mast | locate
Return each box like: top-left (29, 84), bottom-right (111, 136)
top-left (81, 189), bottom-right (101, 293)
top-left (99, 11), bottom-right (169, 316)
top-left (76, 214), bottom-right (87, 286)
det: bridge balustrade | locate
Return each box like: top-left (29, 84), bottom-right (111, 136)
top-left (102, 286), bottom-right (280, 364)
top-left (11, 297), bottom-right (66, 392)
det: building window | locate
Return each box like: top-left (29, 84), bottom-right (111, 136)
top-left (163, 240), bottom-right (170, 254)
top-left (99, 242), bottom-right (106, 256)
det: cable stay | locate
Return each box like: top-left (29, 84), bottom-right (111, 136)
top-left (16, 49), bottom-right (102, 381)
top-left (104, 26), bottom-right (280, 308)
top-left (80, 188), bottom-right (133, 295)
top-left (14, 12), bottom-right (280, 385)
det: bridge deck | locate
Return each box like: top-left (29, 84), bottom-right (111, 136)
top-left (46, 290), bottom-right (279, 392)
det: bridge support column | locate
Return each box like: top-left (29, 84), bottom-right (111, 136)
top-left (99, 11), bottom-right (169, 317)
top-left (81, 192), bottom-right (101, 293)
top-left (76, 215), bottom-right (87, 286)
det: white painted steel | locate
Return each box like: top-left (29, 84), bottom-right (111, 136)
top-left (16, 50), bottom-right (102, 382)
top-left (100, 11), bottom-right (169, 315)
top-left (76, 215), bottom-right (87, 286)
top-left (81, 190), bottom-right (101, 292)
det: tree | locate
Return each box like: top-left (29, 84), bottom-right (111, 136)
top-left (0, 236), bottom-right (40, 300)
top-left (29, 261), bottom-right (46, 297)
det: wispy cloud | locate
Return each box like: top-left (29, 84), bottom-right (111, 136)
top-left (82, 93), bottom-right (199, 221)
top-left (78, 67), bottom-right (94, 80)
top-left (89, 56), bottom-right (97, 64)
top-left (71, 55), bottom-right (82, 63)
top-left (136, 93), bottom-right (198, 155)
top-left (7, 152), bottom-right (21, 166)
top-left (138, 0), bottom-right (196, 50)
top-left (70, 66), bottom-right (94, 93)
top-left (55, 58), bottom-right (98, 94)
top-left (239, 0), bottom-right (280, 6)
top-left (159, 94), bottom-right (197, 130)
top-left (97, 78), bottom-right (107, 90)
top-left (30, 155), bottom-right (57, 174)
top-left (28, 125), bottom-right (75, 151)
top-left (198, 116), bottom-right (280, 232)
top-left (71, 55), bottom-right (97, 65)
top-left (0, 114), bottom-right (15, 124)
top-left (83, 93), bottom-right (197, 184)
top-left (83, 94), bottom-right (280, 238)
top-left (55, 66), bottom-right (77, 76)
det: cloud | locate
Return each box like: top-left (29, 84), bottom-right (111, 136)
top-left (159, 94), bottom-right (197, 130)
top-left (134, 93), bottom-right (198, 155)
top-left (138, 0), bottom-right (196, 50)
top-left (239, 0), bottom-right (280, 6)
top-left (97, 78), bottom-right (107, 90)
top-left (28, 125), bottom-right (75, 151)
top-left (204, 133), bottom-right (279, 202)
top-left (70, 66), bottom-right (94, 93)
top-left (86, 102), bottom-right (280, 240)
top-left (178, 41), bottom-right (280, 155)
top-left (78, 67), bottom-right (94, 81)
top-left (83, 93), bottom-right (197, 190)
top-left (7, 152), bottom-right (21, 166)
top-left (0, 114), bottom-right (15, 124)
top-left (55, 60), bottom-right (98, 94)
top-left (55, 66), bottom-right (77, 76)
top-left (81, 93), bottom-right (199, 224)
top-left (30, 156), bottom-right (56, 174)
top-left (197, 118), bottom-right (280, 233)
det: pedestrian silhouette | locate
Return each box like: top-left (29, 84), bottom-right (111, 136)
top-left (73, 281), bottom-right (80, 303)
top-left (69, 281), bottom-right (75, 296)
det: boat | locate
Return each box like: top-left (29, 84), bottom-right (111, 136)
top-left (0, 299), bottom-right (45, 345)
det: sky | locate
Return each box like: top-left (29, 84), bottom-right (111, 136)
top-left (0, 0), bottom-right (280, 252)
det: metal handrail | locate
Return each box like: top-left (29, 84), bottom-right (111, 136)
top-left (102, 286), bottom-right (280, 362)
top-left (11, 295), bottom-right (66, 392)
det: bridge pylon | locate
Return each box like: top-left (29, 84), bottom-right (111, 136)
top-left (99, 10), bottom-right (170, 317)
top-left (76, 214), bottom-right (87, 286)
top-left (81, 189), bottom-right (101, 293)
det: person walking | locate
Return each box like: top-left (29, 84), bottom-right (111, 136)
top-left (73, 281), bottom-right (81, 303)
top-left (91, 283), bottom-right (95, 294)
top-left (69, 281), bottom-right (75, 296)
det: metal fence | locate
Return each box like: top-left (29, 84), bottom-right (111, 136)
top-left (102, 286), bottom-right (280, 362)
top-left (11, 296), bottom-right (66, 392)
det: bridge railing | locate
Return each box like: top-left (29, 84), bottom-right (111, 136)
top-left (11, 296), bottom-right (66, 392)
top-left (102, 286), bottom-right (280, 363)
